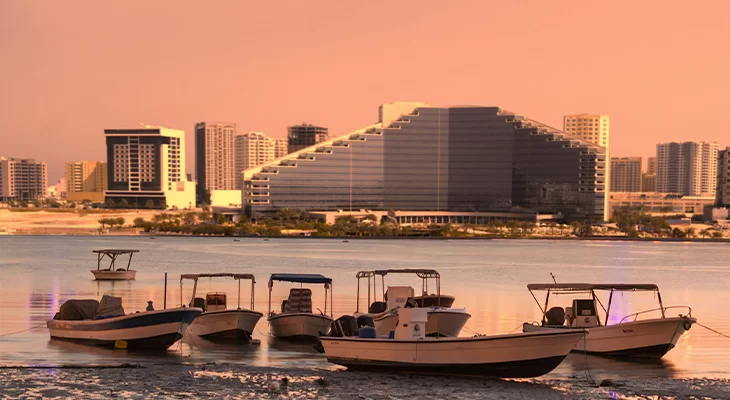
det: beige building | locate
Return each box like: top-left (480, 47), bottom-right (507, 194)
top-left (275, 137), bottom-right (288, 159)
top-left (608, 192), bottom-right (715, 218)
top-left (642, 173), bottom-right (657, 192)
top-left (657, 141), bottom-right (719, 197)
top-left (65, 161), bottom-right (107, 194)
top-left (195, 122), bottom-right (237, 201)
top-left (563, 114), bottom-right (609, 148)
top-left (610, 157), bottom-right (642, 192)
top-left (235, 132), bottom-right (276, 189)
top-left (646, 157), bottom-right (657, 174)
top-left (0, 157), bottom-right (48, 201)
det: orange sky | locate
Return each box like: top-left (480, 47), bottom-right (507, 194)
top-left (1, 1), bottom-right (729, 182)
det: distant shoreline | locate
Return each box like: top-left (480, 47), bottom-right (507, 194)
top-left (2, 232), bottom-right (727, 243)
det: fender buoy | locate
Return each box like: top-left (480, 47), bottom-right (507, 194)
top-left (683, 320), bottom-right (692, 331)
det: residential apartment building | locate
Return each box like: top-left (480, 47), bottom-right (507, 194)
top-left (275, 137), bottom-right (288, 159)
top-left (563, 114), bottom-right (609, 148)
top-left (642, 156), bottom-right (657, 192)
top-left (610, 157), bottom-right (642, 192)
top-left (65, 161), bottom-right (107, 201)
top-left (287, 124), bottom-right (328, 153)
top-left (235, 132), bottom-right (276, 190)
top-left (194, 122), bottom-right (236, 201)
top-left (244, 103), bottom-right (607, 221)
top-left (646, 157), bottom-right (657, 174)
top-left (656, 141), bottom-right (719, 196)
top-left (105, 127), bottom-right (195, 209)
top-left (0, 157), bottom-right (48, 201)
top-left (718, 147), bottom-right (730, 206)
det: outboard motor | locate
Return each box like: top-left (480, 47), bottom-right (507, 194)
top-left (328, 315), bottom-right (359, 338)
top-left (314, 315), bottom-right (358, 353)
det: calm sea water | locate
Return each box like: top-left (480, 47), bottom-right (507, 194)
top-left (1, 236), bottom-right (728, 379)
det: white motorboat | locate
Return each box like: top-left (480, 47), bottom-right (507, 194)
top-left (355, 269), bottom-right (470, 337)
top-left (522, 283), bottom-right (696, 359)
top-left (267, 273), bottom-right (334, 339)
top-left (47, 295), bottom-right (201, 350)
top-left (180, 273), bottom-right (263, 341)
top-left (90, 249), bottom-right (139, 280)
top-left (319, 308), bottom-right (586, 378)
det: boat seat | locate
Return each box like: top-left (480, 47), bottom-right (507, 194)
top-left (192, 297), bottom-right (205, 311)
top-left (115, 268), bottom-right (127, 272)
top-left (385, 286), bottom-right (415, 310)
top-left (205, 292), bottom-right (227, 312)
top-left (545, 306), bottom-right (565, 326)
top-left (281, 300), bottom-right (288, 313)
top-left (284, 288), bottom-right (312, 313)
top-left (368, 301), bottom-right (387, 314)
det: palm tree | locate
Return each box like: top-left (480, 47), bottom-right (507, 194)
top-left (711, 231), bottom-right (724, 239)
top-left (685, 227), bottom-right (696, 238)
top-left (699, 228), bottom-right (712, 239)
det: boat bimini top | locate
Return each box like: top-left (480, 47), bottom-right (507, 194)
top-left (180, 273), bottom-right (256, 311)
top-left (355, 268), bottom-right (443, 313)
top-left (527, 283), bottom-right (690, 328)
top-left (268, 273), bottom-right (333, 317)
top-left (92, 249), bottom-right (139, 271)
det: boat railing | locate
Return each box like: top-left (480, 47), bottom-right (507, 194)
top-left (618, 306), bottom-right (692, 324)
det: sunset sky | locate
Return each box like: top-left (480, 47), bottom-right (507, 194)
top-left (2, 1), bottom-right (729, 182)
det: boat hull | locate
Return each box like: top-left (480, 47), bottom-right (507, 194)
top-left (370, 308), bottom-right (470, 337)
top-left (47, 307), bottom-right (202, 350)
top-left (320, 330), bottom-right (585, 378)
top-left (187, 309), bottom-right (263, 341)
top-left (269, 313), bottom-right (333, 339)
top-left (91, 270), bottom-right (136, 281)
top-left (522, 316), bottom-right (695, 359)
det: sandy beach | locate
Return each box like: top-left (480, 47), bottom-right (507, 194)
top-left (0, 209), bottom-right (162, 235)
top-left (1, 363), bottom-right (728, 399)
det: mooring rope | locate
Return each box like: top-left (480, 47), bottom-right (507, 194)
top-left (0, 323), bottom-right (47, 337)
top-left (695, 322), bottom-right (730, 340)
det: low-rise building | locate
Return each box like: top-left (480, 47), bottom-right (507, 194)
top-left (608, 192), bottom-right (715, 218)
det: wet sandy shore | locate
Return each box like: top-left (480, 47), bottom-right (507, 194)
top-left (1, 363), bottom-right (728, 399)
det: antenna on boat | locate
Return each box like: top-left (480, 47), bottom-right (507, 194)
top-left (550, 273), bottom-right (557, 284)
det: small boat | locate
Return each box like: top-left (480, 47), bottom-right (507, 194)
top-left (354, 269), bottom-right (470, 337)
top-left (267, 273), bottom-right (334, 339)
top-left (319, 308), bottom-right (586, 378)
top-left (90, 249), bottom-right (139, 280)
top-left (522, 283), bottom-right (696, 359)
top-left (181, 273), bottom-right (263, 341)
top-left (47, 295), bottom-right (201, 350)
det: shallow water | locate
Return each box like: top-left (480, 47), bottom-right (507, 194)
top-left (0, 236), bottom-right (728, 379)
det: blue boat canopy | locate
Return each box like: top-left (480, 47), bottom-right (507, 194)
top-left (270, 273), bottom-right (332, 284)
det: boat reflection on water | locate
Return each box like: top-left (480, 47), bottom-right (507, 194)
top-left (46, 339), bottom-right (187, 364)
top-left (182, 333), bottom-right (261, 362)
top-left (559, 352), bottom-right (678, 379)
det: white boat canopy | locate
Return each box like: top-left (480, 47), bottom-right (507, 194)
top-left (527, 283), bottom-right (659, 292)
top-left (92, 249), bottom-right (139, 271)
top-left (180, 273), bottom-right (256, 310)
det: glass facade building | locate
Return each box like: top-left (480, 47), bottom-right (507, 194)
top-left (244, 105), bottom-right (606, 221)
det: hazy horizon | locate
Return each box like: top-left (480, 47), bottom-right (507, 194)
top-left (2, 1), bottom-right (729, 182)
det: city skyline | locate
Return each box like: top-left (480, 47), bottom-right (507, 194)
top-left (1, 1), bottom-right (728, 182)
